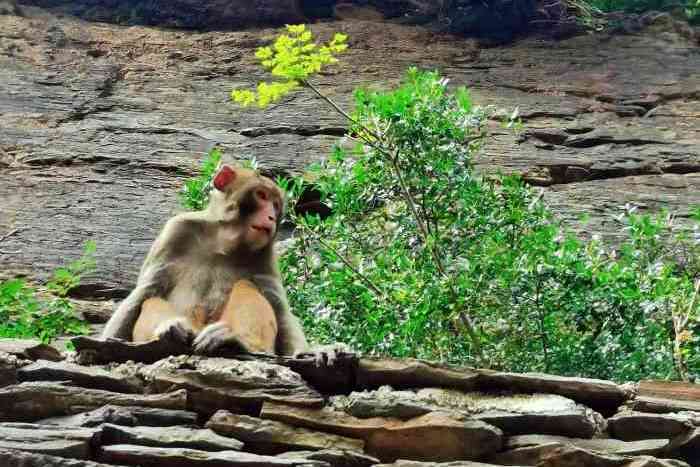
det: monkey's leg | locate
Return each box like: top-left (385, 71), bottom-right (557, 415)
top-left (193, 279), bottom-right (278, 355)
top-left (132, 297), bottom-right (196, 344)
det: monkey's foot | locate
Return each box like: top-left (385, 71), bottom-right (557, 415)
top-left (154, 318), bottom-right (195, 346)
top-left (192, 322), bottom-right (247, 356)
top-left (296, 342), bottom-right (352, 367)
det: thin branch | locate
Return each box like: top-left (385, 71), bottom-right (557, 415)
top-left (314, 236), bottom-right (386, 300)
top-left (0, 228), bottom-right (24, 243)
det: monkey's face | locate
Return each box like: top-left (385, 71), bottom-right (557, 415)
top-left (210, 165), bottom-right (284, 252)
top-left (239, 186), bottom-right (283, 251)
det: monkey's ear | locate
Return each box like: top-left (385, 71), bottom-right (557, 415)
top-left (213, 165), bottom-right (236, 191)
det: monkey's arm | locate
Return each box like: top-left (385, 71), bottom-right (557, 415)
top-left (101, 215), bottom-right (194, 340)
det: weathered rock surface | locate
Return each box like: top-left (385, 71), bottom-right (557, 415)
top-left (100, 444), bottom-right (329, 467)
top-left (491, 444), bottom-right (691, 467)
top-left (72, 336), bottom-right (190, 365)
top-left (279, 449), bottom-right (380, 467)
top-left (608, 412), bottom-right (694, 441)
top-left (0, 337), bottom-right (697, 466)
top-left (143, 355), bottom-right (324, 415)
top-left (356, 359), bottom-right (629, 413)
top-left (73, 336), bottom-right (358, 394)
top-left (0, 448), bottom-right (117, 467)
top-left (332, 386), bottom-right (605, 438)
top-left (376, 462), bottom-right (526, 467)
top-left (629, 397), bottom-right (700, 414)
top-left (0, 339), bottom-right (62, 362)
top-left (0, 423), bottom-right (100, 459)
top-left (19, 0), bottom-right (306, 29)
top-left (506, 434), bottom-right (669, 456)
top-left (0, 381), bottom-right (186, 421)
top-left (1, 10), bottom-right (698, 296)
top-left (18, 359), bottom-right (143, 393)
top-left (100, 423), bottom-right (244, 451)
top-left (40, 405), bottom-right (198, 427)
top-left (261, 402), bottom-right (503, 462)
top-left (207, 410), bottom-right (365, 453)
top-left (0, 351), bottom-right (24, 387)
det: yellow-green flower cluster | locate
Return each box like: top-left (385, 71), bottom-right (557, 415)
top-left (231, 24), bottom-right (348, 108)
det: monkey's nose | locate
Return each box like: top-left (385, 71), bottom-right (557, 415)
top-left (268, 215), bottom-right (274, 221)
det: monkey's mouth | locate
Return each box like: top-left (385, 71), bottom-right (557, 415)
top-left (251, 225), bottom-right (272, 236)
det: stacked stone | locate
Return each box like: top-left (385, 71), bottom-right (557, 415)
top-left (0, 337), bottom-right (698, 467)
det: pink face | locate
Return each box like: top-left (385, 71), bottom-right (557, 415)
top-left (244, 188), bottom-right (280, 250)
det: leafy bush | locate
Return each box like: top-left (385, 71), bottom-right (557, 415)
top-left (0, 241), bottom-right (95, 343)
top-left (226, 26), bottom-right (700, 382)
top-left (179, 147), bottom-right (222, 211)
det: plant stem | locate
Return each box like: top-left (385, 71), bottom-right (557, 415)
top-left (314, 235), bottom-right (386, 300)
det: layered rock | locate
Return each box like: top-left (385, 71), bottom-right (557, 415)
top-left (1, 337), bottom-right (697, 467)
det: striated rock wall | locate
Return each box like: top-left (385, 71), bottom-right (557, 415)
top-left (0, 6), bottom-right (698, 298)
top-left (0, 337), bottom-right (699, 466)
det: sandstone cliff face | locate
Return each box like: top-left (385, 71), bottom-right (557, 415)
top-left (0, 337), bottom-right (699, 467)
top-left (0, 5), bottom-right (698, 297)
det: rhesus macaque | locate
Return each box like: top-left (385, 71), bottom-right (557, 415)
top-left (102, 165), bottom-right (342, 362)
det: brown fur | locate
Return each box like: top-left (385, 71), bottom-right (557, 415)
top-left (101, 166), bottom-right (308, 356)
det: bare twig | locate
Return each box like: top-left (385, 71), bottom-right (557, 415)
top-left (0, 228), bottom-right (24, 243)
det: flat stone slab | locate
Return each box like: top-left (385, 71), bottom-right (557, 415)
top-left (207, 410), bottom-right (364, 453)
top-left (490, 444), bottom-right (690, 467)
top-left (40, 405), bottom-right (198, 428)
top-left (18, 360), bottom-right (143, 394)
top-left (0, 448), bottom-right (118, 467)
top-left (144, 356), bottom-right (324, 415)
top-left (261, 402), bottom-right (502, 462)
top-left (278, 450), bottom-right (379, 467)
top-left (0, 381), bottom-right (186, 421)
top-left (72, 336), bottom-right (189, 365)
top-left (356, 359), bottom-right (630, 413)
top-left (376, 461), bottom-right (528, 467)
top-left (101, 423), bottom-right (244, 451)
top-left (74, 337), bottom-right (358, 395)
top-left (629, 396), bottom-right (700, 414)
top-left (608, 412), bottom-right (694, 441)
top-left (0, 340), bottom-right (62, 362)
top-left (506, 434), bottom-right (669, 456)
top-left (99, 444), bottom-right (329, 467)
top-left (332, 387), bottom-right (604, 438)
top-left (0, 423), bottom-right (100, 459)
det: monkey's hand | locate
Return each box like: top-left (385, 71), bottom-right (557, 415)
top-left (154, 318), bottom-right (196, 346)
top-left (192, 322), bottom-right (246, 356)
top-left (295, 342), bottom-right (352, 367)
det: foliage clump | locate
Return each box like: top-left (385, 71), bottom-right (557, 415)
top-left (232, 24), bottom-right (347, 108)
top-left (179, 147), bottom-right (222, 211)
top-left (224, 25), bottom-right (700, 382)
top-left (0, 241), bottom-right (96, 343)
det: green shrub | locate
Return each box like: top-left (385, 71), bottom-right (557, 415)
top-left (0, 241), bottom-right (95, 343)
top-left (227, 26), bottom-right (700, 382)
top-left (179, 147), bottom-right (222, 211)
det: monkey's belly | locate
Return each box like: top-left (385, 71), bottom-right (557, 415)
top-left (221, 279), bottom-right (278, 353)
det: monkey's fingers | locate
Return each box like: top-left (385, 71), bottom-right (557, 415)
top-left (193, 322), bottom-right (235, 355)
top-left (154, 318), bottom-right (195, 346)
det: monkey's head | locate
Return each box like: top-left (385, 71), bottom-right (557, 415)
top-left (209, 165), bottom-right (285, 252)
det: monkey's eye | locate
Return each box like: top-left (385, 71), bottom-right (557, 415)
top-left (256, 190), bottom-right (269, 201)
